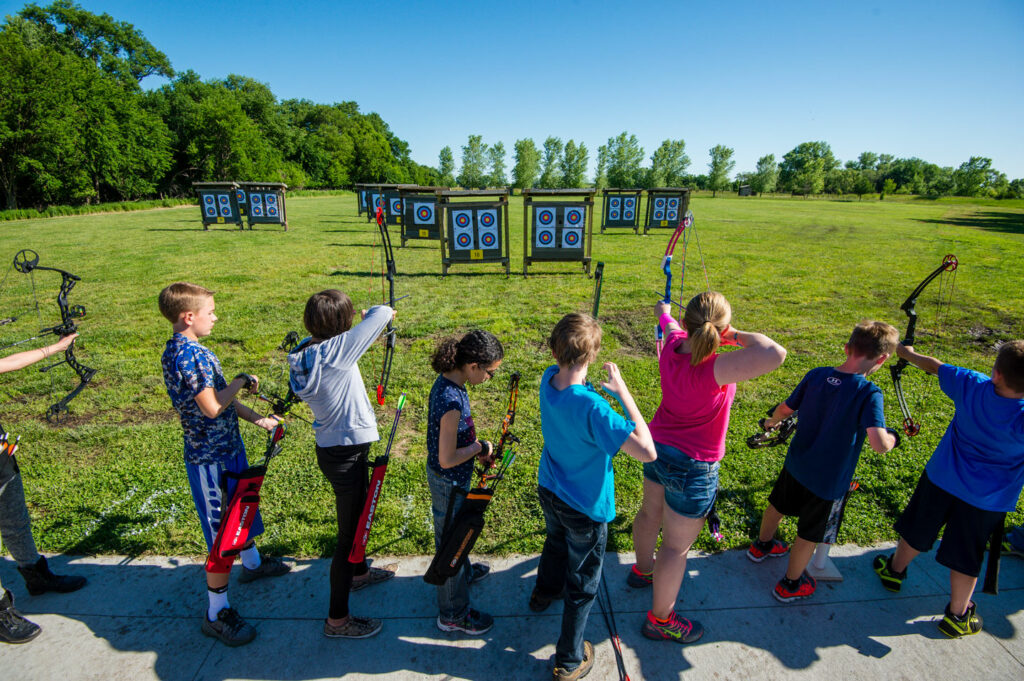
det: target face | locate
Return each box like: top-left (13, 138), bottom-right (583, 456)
top-left (451, 209), bottom-right (474, 250)
top-left (666, 208), bottom-right (678, 221)
top-left (654, 197), bottom-right (666, 209)
top-left (250, 193), bottom-right (263, 205)
top-left (609, 197), bottom-right (621, 209)
top-left (479, 211), bottom-right (495, 228)
top-left (562, 228), bottom-right (582, 248)
top-left (359, 191), bottom-right (367, 207)
top-left (624, 197), bottom-right (636, 209)
top-left (535, 228), bottom-right (555, 247)
top-left (454, 211), bottom-right (472, 228)
top-left (456, 232), bottom-right (472, 248)
top-left (609, 208), bottom-right (621, 220)
top-left (374, 195), bottom-right (384, 208)
top-left (652, 208), bottom-right (665, 221)
top-left (203, 195), bottom-right (217, 217)
top-left (218, 194), bottom-right (232, 217)
top-left (414, 202), bottom-right (435, 225)
top-left (667, 197), bottom-right (679, 209)
top-left (480, 231), bottom-right (497, 247)
top-left (536, 208), bottom-right (555, 228)
top-left (267, 205), bottom-right (278, 217)
top-left (564, 208), bottom-right (584, 227)
top-left (236, 189), bottom-right (246, 203)
top-left (251, 204), bottom-right (263, 216)
top-left (266, 194), bottom-right (277, 206)
top-left (623, 209), bottom-right (634, 220)
top-left (476, 209), bottom-right (498, 250)
top-left (389, 198), bottom-right (402, 215)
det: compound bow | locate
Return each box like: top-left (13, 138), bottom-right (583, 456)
top-left (254, 330), bottom-right (312, 424)
top-left (0, 249), bottom-right (97, 422)
top-left (374, 204), bottom-right (397, 405)
top-left (890, 254), bottom-right (958, 436)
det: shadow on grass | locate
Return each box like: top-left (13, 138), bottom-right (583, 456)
top-left (917, 211), bottom-right (1024, 235)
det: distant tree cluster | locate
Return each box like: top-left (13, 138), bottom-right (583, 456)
top-left (0, 1), bottom-right (437, 210)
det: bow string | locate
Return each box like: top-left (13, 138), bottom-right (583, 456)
top-left (656, 210), bottom-right (707, 357)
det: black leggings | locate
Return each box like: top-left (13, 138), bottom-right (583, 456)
top-left (316, 442), bottom-right (371, 619)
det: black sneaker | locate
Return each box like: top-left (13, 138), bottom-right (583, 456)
top-left (872, 554), bottom-right (906, 592)
top-left (468, 562), bottom-right (491, 585)
top-left (437, 608), bottom-right (494, 635)
top-left (938, 602), bottom-right (983, 638)
top-left (0, 590), bottom-right (42, 644)
top-left (238, 555), bottom-right (292, 584)
top-left (201, 607), bottom-right (257, 647)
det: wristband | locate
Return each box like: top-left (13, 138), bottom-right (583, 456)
top-left (234, 373), bottom-right (255, 390)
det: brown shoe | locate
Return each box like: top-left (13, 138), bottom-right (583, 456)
top-left (350, 563), bottom-right (397, 592)
top-left (323, 615), bottom-right (382, 639)
top-left (553, 640), bottom-right (594, 680)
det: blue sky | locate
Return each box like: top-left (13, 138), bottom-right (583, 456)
top-left (4, 0), bottom-right (1023, 179)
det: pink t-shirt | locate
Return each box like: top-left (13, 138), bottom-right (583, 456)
top-left (648, 329), bottom-right (737, 462)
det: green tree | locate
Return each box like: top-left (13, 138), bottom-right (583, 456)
top-left (538, 136), bottom-right (564, 188)
top-left (779, 141), bottom-right (836, 195)
top-left (853, 172), bottom-right (875, 199)
top-left (707, 144), bottom-right (735, 197)
top-left (880, 178), bottom-right (897, 199)
top-left (750, 154), bottom-right (778, 195)
top-left (649, 139), bottom-right (690, 188)
top-left (512, 138), bottom-right (540, 189)
top-left (438, 146), bottom-right (455, 186)
top-left (605, 132), bottom-right (644, 188)
top-left (560, 140), bottom-right (588, 187)
top-left (594, 144), bottom-right (609, 189)
top-left (457, 134), bottom-right (488, 188)
top-left (953, 156), bottom-right (996, 196)
top-left (487, 141), bottom-right (506, 187)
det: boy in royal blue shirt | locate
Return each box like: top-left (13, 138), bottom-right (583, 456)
top-left (159, 283), bottom-right (291, 647)
top-left (873, 340), bottom-right (1024, 638)
top-left (531, 313), bottom-right (656, 681)
top-left (748, 321), bottom-right (900, 602)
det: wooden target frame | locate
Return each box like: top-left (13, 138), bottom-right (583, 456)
top-left (194, 181), bottom-right (243, 230)
top-left (438, 190), bottom-right (511, 276)
top-left (522, 188), bottom-right (596, 276)
top-left (361, 183), bottom-right (404, 223)
top-left (600, 188), bottom-right (643, 234)
top-left (399, 185), bottom-right (446, 246)
top-left (643, 187), bottom-right (691, 234)
top-left (238, 182), bottom-right (288, 230)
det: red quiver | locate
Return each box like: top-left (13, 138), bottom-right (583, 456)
top-left (206, 465), bottom-right (267, 573)
top-left (348, 458), bottom-right (389, 564)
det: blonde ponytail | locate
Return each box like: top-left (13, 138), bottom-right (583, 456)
top-left (683, 292), bottom-right (731, 365)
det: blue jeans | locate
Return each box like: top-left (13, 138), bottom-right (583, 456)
top-left (535, 485), bottom-right (607, 670)
top-left (0, 455), bottom-right (41, 593)
top-left (643, 442), bottom-right (719, 518)
top-left (427, 467), bottom-right (473, 620)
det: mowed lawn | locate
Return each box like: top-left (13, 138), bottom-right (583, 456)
top-left (1, 193), bottom-right (1022, 560)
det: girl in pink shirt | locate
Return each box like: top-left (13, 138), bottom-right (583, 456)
top-left (632, 292), bottom-right (786, 644)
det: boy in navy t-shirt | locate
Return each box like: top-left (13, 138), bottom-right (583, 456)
top-left (873, 340), bottom-right (1024, 638)
top-left (532, 313), bottom-right (656, 681)
top-left (748, 321), bottom-right (900, 602)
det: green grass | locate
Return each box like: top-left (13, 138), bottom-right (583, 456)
top-left (1, 193), bottom-right (1022, 560)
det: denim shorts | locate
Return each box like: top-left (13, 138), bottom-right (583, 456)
top-left (642, 441), bottom-right (719, 519)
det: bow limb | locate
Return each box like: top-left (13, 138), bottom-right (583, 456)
top-left (480, 371), bottom-right (521, 487)
top-left (375, 207), bottom-right (398, 405)
top-left (656, 222), bottom-right (687, 357)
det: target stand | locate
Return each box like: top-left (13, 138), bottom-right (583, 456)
top-left (354, 183), bottom-right (374, 217)
top-left (643, 188), bottom-right (691, 234)
top-left (600, 188), bottom-right (643, 234)
top-left (238, 182), bottom-right (288, 230)
top-left (361, 184), bottom-right (404, 223)
top-left (438, 190), bottom-right (511, 276)
top-left (398, 186), bottom-right (447, 246)
top-left (194, 182), bottom-right (244, 230)
top-left (522, 188), bottom-right (596, 276)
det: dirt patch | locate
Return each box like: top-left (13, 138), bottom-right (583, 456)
top-left (966, 325), bottom-right (1007, 354)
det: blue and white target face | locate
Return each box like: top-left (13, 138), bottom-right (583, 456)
top-left (389, 198), bottom-right (402, 215)
top-left (236, 189), bottom-right (246, 203)
top-left (477, 209), bottom-right (498, 249)
top-left (536, 207), bottom-right (556, 229)
top-left (218, 194), bottom-right (232, 217)
top-left (266, 194), bottom-right (277, 206)
top-left (654, 197), bottom-right (666, 209)
top-left (667, 197), bottom-right (679, 210)
top-left (359, 190), bottom-right (367, 208)
top-left (609, 197), bottom-right (621, 210)
top-left (251, 203), bottom-right (263, 216)
top-left (652, 208), bottom-right (665, 221)
top-left (609, 208), bottom-right (621, 220)
top-left (561, 228), bottom-right (582, 248)
top-left (564, 208), bottom-right (584, 228)
top-left (250, 193), bottom-right (263, 205)
top-left (374, 195), bottom-right (385, 209)
top-left (451, 209), bottom-right (474, 250)
top-left (203, 195), bottom-right (217, 217)
top-left (267, 204), bottom-right (278, 217)
top-left (623, 208), bottom-right (634, 220)
top-left (535, 226), bottom-right (555, 248)
top-left (623, 197), bottom-right (636, 210)
top-left (666, 208), bottom-right (678, 221)
top-left (413, 202), bottom-right (435, 225)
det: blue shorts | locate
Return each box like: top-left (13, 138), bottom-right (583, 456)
top-left (186, 450), bottom-right (264, 551)
top-left (643, 442), bottom-right (719, 519)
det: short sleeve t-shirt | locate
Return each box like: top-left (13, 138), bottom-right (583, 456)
top-left (537, 365), bottom-right (636, 523)
top-left (925, 364), bottom-right (1024, 512)
top-left (161, 333), bottom-right (244, 465)
top-left (648, 330), bottom-right (736, 463)
top-left (782, 367), bottom-right (886, 500)
top-left (426, 374), bottom-right (477, 487)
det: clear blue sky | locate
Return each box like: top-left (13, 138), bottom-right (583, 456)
top-left (5, 0), bottom-right (1023, 179)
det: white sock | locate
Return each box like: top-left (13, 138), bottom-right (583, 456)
top-left (207, 586), bottom-right (229, 622)
top-left (240, 545), bottom-right (261, 570)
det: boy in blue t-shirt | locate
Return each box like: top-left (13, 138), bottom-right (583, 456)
top-left (873, 340), bottom-right (1024, 638)
top-left (748, 321), bottom-right (900, 602)
top-left (159, 283), bottom-right (292, 647)
top-left (532, 313), bottom-right (656, 681)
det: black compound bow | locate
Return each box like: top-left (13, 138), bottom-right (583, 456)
top-left (374, 204), bottom-right (398, 405)
top-left (254, 330), bottom-right (312, 424)
top-left (890, 254), bottom-right (958, 436)
top-left (0, 249), bottom-right (97, 423)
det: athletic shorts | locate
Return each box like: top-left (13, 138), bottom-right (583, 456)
top-left (768, 467), bottom-right (849, 544)
top-left (642, 442), bottom-right (719, 519)
top-left (894, 470), bottom-right (1005, 578)
top-left (186, 450), bottom-right (264, 551)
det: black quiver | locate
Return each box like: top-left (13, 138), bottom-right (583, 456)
top-left (423, 486), bottom-right (494, 586)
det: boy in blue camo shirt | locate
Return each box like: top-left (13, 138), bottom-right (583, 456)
top-left (159, 282), bottom-right (291, 647)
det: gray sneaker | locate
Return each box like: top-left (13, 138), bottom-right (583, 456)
top-left (201, 607), bottom-right (256, 647)
top-left (238, 555), bottom-right (292, 584)
top-left (323, 615), bottom-right (382, 639)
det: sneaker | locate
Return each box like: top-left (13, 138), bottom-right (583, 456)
top-left (626, 564), bottom-right (653, 588)
top-left (323, 615), bottom-right (382, 639)
top-left (437, 608), bottom-right (494, 635)
top-left (552, 640), bottom-right (594, 680)
top-left (938, 602), bottom-right (983, 638)
top-left (468, 562), bottom-right (491, 585)
top-left (872, 554), bottom-right (906, 592)
top-left (773, 573), bottom-right (817, 603)
top-left (1004, 528), bottom-right (1024, 558)
top-left (641, 610), bottom-right (704, 644)
top-left (201, 607), bottom-right (257, 647)
top-left (0, 589), bottom-right (42, 644)
top-left (350, 563), bottom-right (398, 592)
top-left (238, 555), bottom-right (292, 584)
top-left (529, 587), bottom-right (564, 613)
top-left (747, 538), bottom-right (790, 563)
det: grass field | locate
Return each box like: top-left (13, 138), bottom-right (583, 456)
top-left (1, 193), bottom-right (1022, 561)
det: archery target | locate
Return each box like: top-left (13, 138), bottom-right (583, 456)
top-left (535, 207), bottom-right (556, 229)
top-left (413, 202), bottom-right (435, 225)
top-left (451, 209), bottom-right (474, 250)
top-left (359, 190), bottom-right (367, 208)
top-left (267, 204), bottom-right (278, 217)
top-left (218, 194), bottom-right (232, 217)
top-left (667, 197), bottom-right (679, 210)
top-left (666, 207), bottom-right (678, 221)
top-left (609, 208), bottom-right (621, 220)
top-left (535, 226), bottom-right (555, 248)
top-left (652, 207), bottom-right (665, 221)
top-left (564, 207), bottom-right (584, 228)
top-left (203, 195), bottom-right (217, 217)
top-left (266, 194), bottom-right (277, 206)
top-left (561, 228), bottom-right (582, 248)
top-left (623, 207), bottom-right (634, 220)
top-left (236, 189), bottom-right (246, 204)
top-left (389, 197), bottom-right (402, 216)
top-left (477, 209), bottom-right (498, 249)
top-left (654, 197), bottom-right (666, 209)
top-left (623, 197), bottom-right (636, 210)
top-left (609, 197), bottom-right (621, 210)
top-left (373, 194), bottom-right (384, 209)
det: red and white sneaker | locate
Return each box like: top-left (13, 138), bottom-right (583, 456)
top-left (773, 573), bottom-right (817, 603)
top-left (747, 538), bottom-right (790, 563)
